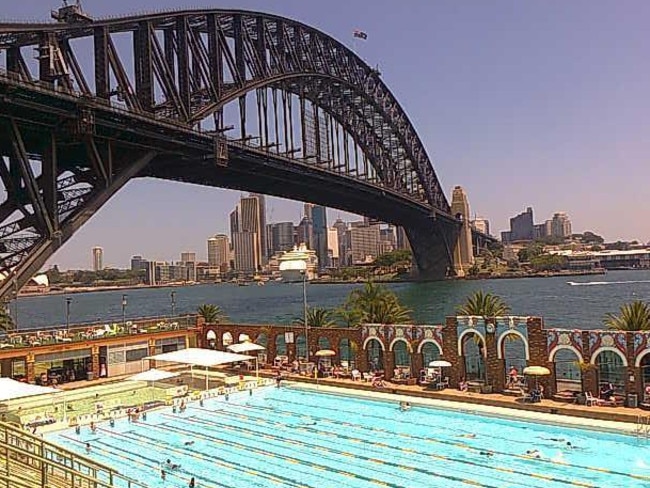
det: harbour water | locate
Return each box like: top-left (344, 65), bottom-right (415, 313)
top-left (14, 269), bottom-right (650, 330)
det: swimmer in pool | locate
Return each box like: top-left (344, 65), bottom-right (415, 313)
top-left (458, 433), bottom-right (477, 438)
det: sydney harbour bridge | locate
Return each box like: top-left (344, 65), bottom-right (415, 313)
top-left (0, 3), bottom-right (492, 301)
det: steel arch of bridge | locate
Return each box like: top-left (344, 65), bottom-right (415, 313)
top-left (0, 6), bottom-right (456, 302)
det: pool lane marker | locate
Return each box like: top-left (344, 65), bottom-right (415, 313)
top-left (59, 433), bottom-right (224, 488)
top-left (156, 416), bottom-right (509, 488)
top-left (95, 427), bottom-right (297, 488)
top-left (245, 396), bottom-right (649, 484)
top-left (187, 409), bottom-right (593, 488)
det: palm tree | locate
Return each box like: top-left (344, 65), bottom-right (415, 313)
top-left (197, 304), bottom-right (226, 324)
top-left (0, 305), bottom-right (14, 332)
top-left (456, 291), bottom-right (510, 317)
top-left (342, 281), bottom-right (412, 325)
top-left (604, 300), bottom-right (650, 331)
top-left (336, 306), bottom-right (364, 328)
top-left (294, 307), bottom-right (337, 328)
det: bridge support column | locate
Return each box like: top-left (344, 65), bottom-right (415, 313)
top-left (450, 186), bottom-right (474, 277)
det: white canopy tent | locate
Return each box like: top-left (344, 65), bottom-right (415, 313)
top-left (127, 369), bottom-right (180, 382)
top-left (144, 348), bottom-right (257, 390)
top-left (0, 378), bottom-right (60, 402)
top-left (227, 342), bottom-right (265, 354)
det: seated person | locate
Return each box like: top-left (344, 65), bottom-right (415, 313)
top-left (600, 383), bottom-right (615, 401)
top-left (507, 366), bottom-right (519, 386)
top-left (372, 375), bottom-right (385, 388)
top-left (458, 377), bottom-right (469, 392)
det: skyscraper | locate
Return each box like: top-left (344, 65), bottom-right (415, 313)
top-left (502, 207), bottom-right (534, 243)
top-left (296, 216), bottom-right (314, 249)
top-left (550, 212), bottom-right (572, 238)
top-left (327, 227), bottom-right (340, 268)
top-left (250, 193), bottom-right (268, 264)
top-left (208, 234), bottom-right (230, 272)
top-left (312, 205), bottom-right (328, 269)
top-left (231, 196), bottom-right (263, 273)
top-left (92, 247), bottom-right (103, 271)
top-left (271, 222), bottom-right (295, 255)
top-left (232, 231), bottom-right (260, 273)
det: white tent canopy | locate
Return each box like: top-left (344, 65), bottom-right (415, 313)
top-left (145, 348), bottom-right (255, 367)
top-left (0, 378), bottom-right (60, 402)
top-left (227, 342), bottom-right (265, 354)
top-left (128, 369), bottom-right (180, 382)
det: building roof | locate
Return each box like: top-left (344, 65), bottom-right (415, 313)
top-left (0, 378), bottom-right (60, 402)
top-left (144, 348), bottom-right (255, 367)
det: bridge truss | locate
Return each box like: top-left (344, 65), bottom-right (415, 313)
top-left (0, 5), bottom-right (456, 301)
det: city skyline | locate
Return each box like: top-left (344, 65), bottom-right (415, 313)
top-left (7, 0), bottom-right (647, 269)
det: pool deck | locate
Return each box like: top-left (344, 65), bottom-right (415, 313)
top-left (266, 371), bottom-right (650, 432)
top-left (49, 369), bottom-right (650, 433)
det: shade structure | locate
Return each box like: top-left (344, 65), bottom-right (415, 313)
top-left (227, 342), bottom-right (266, 354)
top-left (429, 360), bottom-right (452, 368)
top-left (314, 349), bottom-right (336, 357)
top-left (523, 366), bottom-right (551, 376)
top-left (144, 348), bottom-right (255, 367)
top-left (0, 378), bottom-right (60, 402)
top-left (127, 369), bottom-right (180, 382)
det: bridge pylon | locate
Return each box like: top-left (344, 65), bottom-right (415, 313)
top-left (450, 186), bottom-right (474, 277)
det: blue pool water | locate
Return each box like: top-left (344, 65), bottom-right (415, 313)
top-left (48, 387), bottom-right (650, 488)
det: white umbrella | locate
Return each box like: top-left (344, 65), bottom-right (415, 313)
top-left (429, 360), bottom-right (452, 368)
top-left (315, 349), bottom-right (336, 357)
top-left (227, 342), bottom-right (266, 353)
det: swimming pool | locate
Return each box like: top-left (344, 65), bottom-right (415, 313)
top-left (47, 386), bottom-right (650, 488)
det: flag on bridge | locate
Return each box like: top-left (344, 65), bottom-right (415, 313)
top-left (353, 30), bottom-right (368, 40)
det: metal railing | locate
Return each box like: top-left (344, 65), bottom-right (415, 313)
top-left (0, 315), bottom-right (197, 351)
top-left (0, 421), bottom-right (146, 488)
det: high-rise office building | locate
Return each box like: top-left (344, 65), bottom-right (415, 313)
top-left (229, 207), bottom-right (240, 236)
top-left (396, 226), bottom-right (411, 251)
top-left (327, 227), bottom-right (340, 268)
top-left (379, 227), bottom-right (397, 255)
top-left (232, 231), bottom-right (260, 273)
top-left (312, 205), bottom-right (328, 269)
top-left (92, 246), bottom-right (103, 271)
top-left (550, 212), bottom-right (572, 238)
top-left (207, 234), bottom-right (230, 273)
top-left (250, 193), bottom-right (268, 264)
top-left (296, 216), bottom-right (314, 250)
top-left (180, 251), bottom-right (197, 281)
top-left (271, 222), bottom-right (295, 255)
top-left (332, 219), bottom-right (348, 265)
top-left (502, 207), bottom-right (534, 243)
top-left (346, 222), bottom-right (380, 264)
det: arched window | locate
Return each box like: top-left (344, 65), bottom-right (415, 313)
top-left (462, 332), bottom-right (485, 382)
top-left (296, 334), bottom-right (307, 359)
top-left (594, 350), bottom-right (625, 394)
top-left (641, 353), bottom-right (650, 403)
top-left (206, 330), bottom-right (217, 350)
top-left (393, 341), bottom-right (411, 370)
top-left (222, 331), bottom-right (233, 347)
top-left (275, 333), bottom-right (287, 356)
top-left (501, 333), bottom-right (527, 377)
top-left (366, 338), bottom-right (383, 372)
top-left (339, 338), bottom-right (355, 368)
top-left (318, 336), bottom-right (331, 351)
top-left (553, 348), bottom-right (581, 393)
top-left (421, 342), bottom-right (441, 366)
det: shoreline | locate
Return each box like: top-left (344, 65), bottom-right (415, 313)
top-left (19, 268), bottom-right (612, 296)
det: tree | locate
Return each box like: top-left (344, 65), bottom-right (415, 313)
top-left (529, 254), bottom-right (567, 271)
top-left (603, 300), bottom-right (650, 331)
top-left (0, 305), bottom-right (15, 332)
top-left (197, 304), bottom-right (226, 324)
top-left (294, 307), bottom-right (337, 328)
top-left (517, 242), bottom-right (544, 263)
top-left (341, 281), bottom-right (412, 325)
top-left (456, 291), bottom-right (511, 317)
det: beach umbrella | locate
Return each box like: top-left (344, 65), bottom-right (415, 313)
top-left (429, 360), bottom-right (452, 368)
top-left (523, 366), bottom-right (551, 390)
top-left (315, 349), bottom-right (336, 357)
top-left (523, 366), bottom-right (551, 376)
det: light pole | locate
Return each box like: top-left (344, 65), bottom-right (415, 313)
top-left (65, 297), bottom-right (72, 331)
top-left (301, 268), bottom-right (309, 362)
top-left (121, 294), bottom-right (128, 328)
top-left (170, 291), bottom-right (176, 317)
top-left (12, 279), bottom-right (18, 331)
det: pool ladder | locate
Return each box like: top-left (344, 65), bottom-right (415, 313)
top-left (635, 415), bottom-right (650, 439)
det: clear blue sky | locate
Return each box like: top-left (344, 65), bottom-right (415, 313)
top-left (6, 0), bottom-right (650, 269)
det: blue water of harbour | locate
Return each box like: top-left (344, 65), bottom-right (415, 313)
top-left (16, 269), bottom-right (650, 329)
top-left (48, 386), bottom-right (650, 488)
